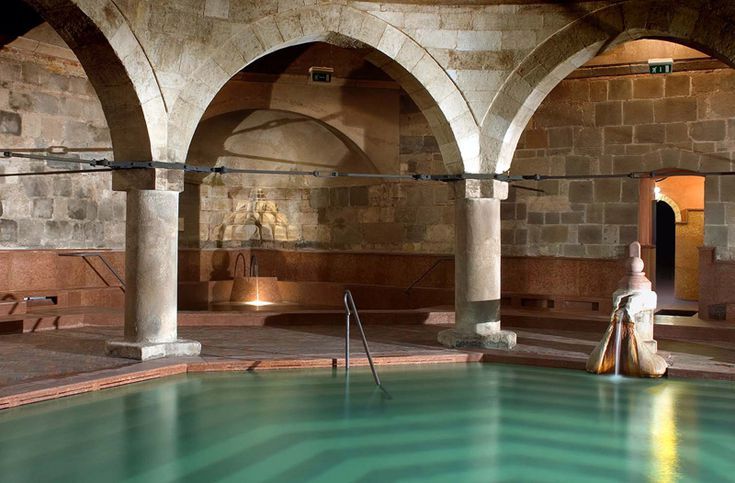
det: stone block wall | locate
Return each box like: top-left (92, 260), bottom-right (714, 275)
top-left (187, 180), bottom-right (454, 253)
top-left (502, 68), bottom-right (735, 259)
top-left (129, 0), bottom-right (594, 133)
top-left (0, 30), bottom-right (124, 249)
top-left (183, 92), bottom-right (454, 253)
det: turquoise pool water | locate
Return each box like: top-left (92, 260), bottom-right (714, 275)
top-left (1, 364), bottom-right (734, 482)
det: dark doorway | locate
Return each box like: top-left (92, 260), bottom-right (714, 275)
top-left (655, 201), bottom-right (676, 299)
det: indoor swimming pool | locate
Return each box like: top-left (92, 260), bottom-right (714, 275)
top-left (0, 364), bottom-right (733, 482)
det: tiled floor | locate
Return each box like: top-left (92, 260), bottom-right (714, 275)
top-left (0, 324), bottom-right (453, 388)
top-left (1, 321), bottom-right (734, 408)
top-left (655, 278), bottom-right (699, 312)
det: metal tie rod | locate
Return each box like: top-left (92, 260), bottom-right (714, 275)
top-left (343, 290), bottom-right (381, 387)
top-left (5, 150), bottom-right (735, 183)
top-left (2, 151), bottom-right (438, 181)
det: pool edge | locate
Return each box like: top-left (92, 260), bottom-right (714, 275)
top-left (0, 353), bottom-right (483, 410)
top-left (2, 350), bottom-right (732, 410)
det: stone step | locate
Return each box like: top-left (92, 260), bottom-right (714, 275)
top-left (0, 286), bottom-right (124, 311)
top-left (177, 307), bottom-right (455, 327)
top-left (0, 305), bottom-right (455, 334)
top-left (0, 305), bottom-right (121, 333)
top-left (503, 311), bottom-right (735, 343)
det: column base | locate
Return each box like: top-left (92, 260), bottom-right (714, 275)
top-left (438, 328), bottom-right (516, 350)
top-left (106, 339), bottom-right (201, 361)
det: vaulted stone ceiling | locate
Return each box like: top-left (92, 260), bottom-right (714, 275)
top-left (0, 0), bottom-right (42, 47)
top-left (353, 0), bottom-right (600, 4)
top-left (244, 42), bottom-right (393, 82)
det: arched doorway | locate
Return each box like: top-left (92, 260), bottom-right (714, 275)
top-left (655, 200), bottom-right (676, 305)
top-left (482, 0), bottom-right (735, 321)
top-left (494, 34), bottom-right (721, 318)
top-left (654, 176), bottom-right (704, 312)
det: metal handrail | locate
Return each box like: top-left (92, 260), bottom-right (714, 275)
top-left (404, 257), bottom-right (452, 294)
top-left (234, 253), bottom-right (259, 278)
top-left (343, 290), bottom-right (381, 387)
top-left (59, 252), bottom-right (125, 292)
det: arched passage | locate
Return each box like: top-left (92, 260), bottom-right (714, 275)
top-left (481, 0), bottom-right (735, 175)
top-left (22, 0), bottom-right (167, 161)
top-left (11, 1), bottom-right (188, 358)
top-left (168, 5), bottom-right (476, 173)
top-left (180, 39), bottom-right (455, 254)
top-left (484, 0), bottom-right (735, 322)
top-left (189, 108), bottom-right (376, 176)
top-left (655, 199), bottom-right (677, 284)
top-left (656, 194), bottom-right (683, 224)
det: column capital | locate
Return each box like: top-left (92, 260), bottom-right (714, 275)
top-left (453, 179), bottom-right (508, 201)
top-left (112, 168), bottom-right (184, 192)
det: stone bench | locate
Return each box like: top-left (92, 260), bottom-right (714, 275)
top-left (501, 292), bottom-right (612, 316)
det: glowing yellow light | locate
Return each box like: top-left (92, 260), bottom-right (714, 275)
top-left (650, 386), bottom-right (679, 483)
top-left (244, 299), bottom-right (273, 307)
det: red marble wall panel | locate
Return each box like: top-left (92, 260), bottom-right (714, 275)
top-left (0, 250), bottom-right (125, 293)
top-left (0, 248), bottom-right (649, 311)
top-left (699, 247), bottom-right (735, 320)
top-left (501, 256), bottom-right (626, 298)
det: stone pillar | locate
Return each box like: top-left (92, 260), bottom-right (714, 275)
top-left (438, 179), bottom-right (516, 350)
top-left (638, 178), bottom-right (655, 247)
top-left (638, 178), bottom-right (657, 288)
top-left (106, 184), bottom-right (200, 360)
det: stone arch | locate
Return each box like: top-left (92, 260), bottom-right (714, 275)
top-left (480, 0), bottom-right (735, 175)
top-left (188, 107), bottom-right (380, 181)
top-left (656, 193), bottom-right (683, 223)
top-left (22, 0), bottom-right (167, 161)
top-left (169, 5), bottom-right (476, 173)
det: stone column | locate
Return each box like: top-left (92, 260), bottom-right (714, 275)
top-left (439, 179), bottom-right (516, 350)
top-left (106, 179), bottom-right (200, 360)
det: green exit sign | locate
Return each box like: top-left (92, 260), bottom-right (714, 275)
top-left (648, 59), bottom-right (673, 74)
top-left (311, 71), bottom-right (332, 83)
top-left (309, 66), bottom-right (334, 84)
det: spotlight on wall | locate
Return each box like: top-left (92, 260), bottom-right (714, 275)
top-left (309, 66), bottom-right (334, 83)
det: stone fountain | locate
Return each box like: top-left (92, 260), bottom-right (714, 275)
top-left (586, 242), bottom-right (667, 378)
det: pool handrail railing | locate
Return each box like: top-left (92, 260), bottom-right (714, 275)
top-left (343, 290), bottom-right (382, 387)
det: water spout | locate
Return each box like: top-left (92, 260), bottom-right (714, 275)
top-left (586, 242), bottom-right (667, 377)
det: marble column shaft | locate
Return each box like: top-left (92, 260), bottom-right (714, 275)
top-left (124, 189), bottom-right (179, 343)
top-left (439, 179), bottom-right (516, 349)
top-left (107, 188), bottom-right (200, 360)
